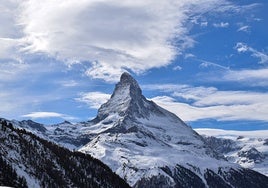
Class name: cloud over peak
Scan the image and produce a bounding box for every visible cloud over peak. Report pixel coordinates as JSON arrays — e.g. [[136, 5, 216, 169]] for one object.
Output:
[[0, 0, 240, 82]]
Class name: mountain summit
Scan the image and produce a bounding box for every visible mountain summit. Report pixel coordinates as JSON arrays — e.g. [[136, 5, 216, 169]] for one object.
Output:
[[8, 73, 268, 187], [116, 72, 142, 96], [96, 72, 179, 123], [96, 72, 144, 121], [111, 72, 142, 103], [79, 73, 268, 187]]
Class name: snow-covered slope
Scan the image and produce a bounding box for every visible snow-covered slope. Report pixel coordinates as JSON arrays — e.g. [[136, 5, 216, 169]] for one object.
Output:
[[196, 128, 268, 176], [10, 119, 92, 150], [9, 72, 268, 187], [0, 119, 130, 188], [77, 73, 268, 187]]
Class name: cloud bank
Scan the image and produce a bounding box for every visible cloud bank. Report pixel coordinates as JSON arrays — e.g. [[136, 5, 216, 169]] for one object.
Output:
[[22, 112, 75, 120], [76, 92, 110, 109], [1, 0, 240, 81], [143, 84, 268, 122], [75, 84, 268, 122]]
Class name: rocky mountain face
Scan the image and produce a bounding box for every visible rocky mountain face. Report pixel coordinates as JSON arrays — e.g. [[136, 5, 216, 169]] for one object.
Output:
[[0, 119, 130, 188], [197, 129, 268, 177], [76, 73, 268, 187], [5, 72, 268, 187]]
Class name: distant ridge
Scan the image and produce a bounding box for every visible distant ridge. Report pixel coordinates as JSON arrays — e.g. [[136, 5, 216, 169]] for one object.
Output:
[[5, 73, 268, 188]]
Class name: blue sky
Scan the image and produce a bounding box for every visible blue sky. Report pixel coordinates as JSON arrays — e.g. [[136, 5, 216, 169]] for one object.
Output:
[[0, 0, 267, 130]]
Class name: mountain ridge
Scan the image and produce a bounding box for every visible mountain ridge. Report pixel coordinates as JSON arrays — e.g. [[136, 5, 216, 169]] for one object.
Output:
[[0, 119, 130, 188], [4, 73, 268, 187], [77, 73, 268, 187]]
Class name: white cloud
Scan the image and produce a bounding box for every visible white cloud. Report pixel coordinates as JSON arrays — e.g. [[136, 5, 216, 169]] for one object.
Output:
[[199, 60, 229, 70], [234, 42, 268, 64], [193, 58, 268, 86], [143, 84, 190, 93], [143, 84, 219, 102], [223, 68, 268, 86], [152, 95, 268, 122], [0, 60, 29, 81], [0, 90, 60, 119], [237, 25, 250, 33], [235, 42, 248, 53], [173, 65, 182, 71], [213, 22, 229, 28], [192, 91, 268, 107], [58, 80, 79, 87], [0, 38, 20, 59], [14, 0, 239, 81], [0, 0, 259, 81], [145, 84, 268, 122], [195, 128, 268, 139], [76, 92, 110, 109], [0, 60, 74, 120], [0, 1, 23, 59], [200, 22, 208, 27], [22, 112, 75, 120], [0, 0, 21, 37], [17, 0, 186, 81], [184, 53, 195, 59]]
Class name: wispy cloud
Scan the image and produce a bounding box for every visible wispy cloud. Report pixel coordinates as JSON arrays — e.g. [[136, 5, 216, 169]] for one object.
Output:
[[223, 68, 268, 86], [144, 84, 268, 122], [237, 25, 250, 33], [0, 88, 64, 120], [0, 0, 23, 60], [172, 66, 182, 71], [22, 112, 76, 120], [184, 53, 195, 59], [213, 22, 229, 28], [58, 80, 79, 87], [76, 92, 110, 109], [200, 22, 208, 27], [0, 60, 29, 81], [18, 0, 191, 81], [0, 38, 20, 59], [0, 58, 77, 120], [234, 42, 268, 64], [199, 60, 229, 70], [0, 0, 249, 82]]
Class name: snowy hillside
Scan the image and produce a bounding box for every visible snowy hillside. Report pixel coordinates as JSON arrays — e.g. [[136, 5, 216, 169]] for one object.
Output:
[[7, 72, 268, 187], [77, 73, 268, 187], [196, 128, 268, 176], [0, 119, 130, 188]]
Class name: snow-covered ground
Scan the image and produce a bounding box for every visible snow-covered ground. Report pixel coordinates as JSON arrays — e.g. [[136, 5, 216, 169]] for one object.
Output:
[[6, 73, 268, 187], [195, 128, 268, 176]]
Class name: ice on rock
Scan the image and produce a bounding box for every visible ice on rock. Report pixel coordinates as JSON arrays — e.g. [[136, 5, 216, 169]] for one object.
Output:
[[79, 73, 254, 187]]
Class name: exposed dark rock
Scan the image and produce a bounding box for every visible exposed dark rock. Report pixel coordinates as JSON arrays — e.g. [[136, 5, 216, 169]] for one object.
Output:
[[238, 147, 265, 163], [204, 136, 241, 154]]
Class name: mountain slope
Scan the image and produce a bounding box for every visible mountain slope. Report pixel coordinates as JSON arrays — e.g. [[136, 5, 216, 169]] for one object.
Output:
[[0, 119, 130, 188], [196, 128, 268, 177], [77, 73, 268, 187], [8, 72, 268, 187]]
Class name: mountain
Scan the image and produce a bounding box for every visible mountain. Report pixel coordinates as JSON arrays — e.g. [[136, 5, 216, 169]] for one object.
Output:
[[0, 119, 130, 188], [196, 128, 268, 177], [77, 72, 268, 187], [10, 119, 92, 150], [8, 72, 268, 187]]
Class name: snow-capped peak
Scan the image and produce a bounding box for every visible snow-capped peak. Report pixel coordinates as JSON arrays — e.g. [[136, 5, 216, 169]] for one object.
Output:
[[7, 73, 268, 187], [79, 73, 243, 186], [113, 72, 142, 98], [95, 72, 149, 122]]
